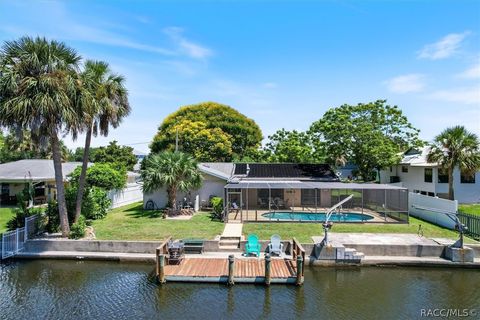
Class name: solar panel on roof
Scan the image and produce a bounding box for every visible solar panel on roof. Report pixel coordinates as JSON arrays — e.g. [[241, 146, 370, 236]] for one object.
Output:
[[234, 163, 338, 180]]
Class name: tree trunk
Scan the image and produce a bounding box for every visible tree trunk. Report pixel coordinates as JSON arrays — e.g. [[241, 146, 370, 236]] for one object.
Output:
[[448, 167, 454, 200], [74, 124, 92, 223], [167, 185, 177, 209], [51, 133, 70, 236]]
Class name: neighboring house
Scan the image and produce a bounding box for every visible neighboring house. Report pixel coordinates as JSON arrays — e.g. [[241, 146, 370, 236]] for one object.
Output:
[[0, 159, 83, 206], [133, 149, 148, 172], [380, 147, 480, 204]]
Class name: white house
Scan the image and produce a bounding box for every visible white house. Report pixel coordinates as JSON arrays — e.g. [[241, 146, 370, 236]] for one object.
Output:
[[380, 147, 480, 204], [0, 159, 83, 205], [143, 162, 234, 210]]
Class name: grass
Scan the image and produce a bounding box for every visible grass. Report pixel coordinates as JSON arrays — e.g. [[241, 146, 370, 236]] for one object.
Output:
[[92, 202, 224, 241], [243, 216, 477, 243], [92, 202, 477, 244], [459, 204, 480, 216], [0, 207, 16, 234]]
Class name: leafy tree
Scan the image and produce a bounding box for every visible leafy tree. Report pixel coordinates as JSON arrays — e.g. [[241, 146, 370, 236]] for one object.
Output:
[[427, 126, 480, 200], [69, 163, 126, 191], [151, 102, 262, 161], [310, 100, 422, 181], [141, 151, 202, 209], [1, 129, 72, 162], [263, 129, 324, 163], [0, 36, 82, 236], [91, 141, 137, 171], [74, 61, 130, 223]]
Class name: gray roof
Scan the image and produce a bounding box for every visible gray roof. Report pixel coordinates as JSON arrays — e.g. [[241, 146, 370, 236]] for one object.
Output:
[[198, 162, 234, 180], [0, 159, 84, 182], [225, 180, 407, 190]]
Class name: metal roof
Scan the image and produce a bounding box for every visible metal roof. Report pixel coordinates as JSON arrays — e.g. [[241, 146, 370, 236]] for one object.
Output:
[[225, 180, 407, 190], [0, 159, 84, 182]]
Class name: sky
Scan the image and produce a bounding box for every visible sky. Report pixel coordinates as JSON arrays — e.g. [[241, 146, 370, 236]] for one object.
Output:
[[0, 0, 479, 153]]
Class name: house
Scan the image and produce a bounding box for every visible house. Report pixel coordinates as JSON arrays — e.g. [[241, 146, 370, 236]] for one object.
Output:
[[144, 162, 408, 223], [0, 159, 83, 205], [380, 147, 480, 204]]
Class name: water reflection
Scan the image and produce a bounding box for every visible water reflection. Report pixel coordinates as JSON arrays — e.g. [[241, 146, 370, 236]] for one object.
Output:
[[1, 260, 479, 320]]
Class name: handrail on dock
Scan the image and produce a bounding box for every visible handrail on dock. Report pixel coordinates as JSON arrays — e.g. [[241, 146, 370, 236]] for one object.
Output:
[[292, 237, 306, 278]]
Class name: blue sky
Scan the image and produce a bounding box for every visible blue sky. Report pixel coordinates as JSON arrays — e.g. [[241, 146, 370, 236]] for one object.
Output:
[[1, 0, 479, 152]]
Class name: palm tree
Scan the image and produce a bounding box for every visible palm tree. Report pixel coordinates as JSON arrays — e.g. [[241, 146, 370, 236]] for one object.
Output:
[[73, 60, 130, 223], [427, 126, 480, 200], [141, 151, 202, 209], [0, 36, 82, 236]]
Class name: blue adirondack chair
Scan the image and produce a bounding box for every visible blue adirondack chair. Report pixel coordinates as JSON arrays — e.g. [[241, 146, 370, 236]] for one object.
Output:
[[245, 234, 261, 256]]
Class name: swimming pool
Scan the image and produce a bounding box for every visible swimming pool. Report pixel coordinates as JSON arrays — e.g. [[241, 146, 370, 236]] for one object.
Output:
[[261, 211, 374, 222]]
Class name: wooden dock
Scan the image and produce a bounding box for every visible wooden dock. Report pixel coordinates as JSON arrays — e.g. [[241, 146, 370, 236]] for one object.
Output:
[[163, 257, 297, 284], [155, 237, 306, 285]]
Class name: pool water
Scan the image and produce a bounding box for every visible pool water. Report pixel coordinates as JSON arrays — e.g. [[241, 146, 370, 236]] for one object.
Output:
[[262, 211, 374, 222]]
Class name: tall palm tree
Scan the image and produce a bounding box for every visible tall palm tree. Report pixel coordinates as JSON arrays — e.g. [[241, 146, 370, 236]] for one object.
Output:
[[0, 36, 82, 236], [73, 60, 130, 222], [427, 126, 480, 200], [141, 151, 202, 209]]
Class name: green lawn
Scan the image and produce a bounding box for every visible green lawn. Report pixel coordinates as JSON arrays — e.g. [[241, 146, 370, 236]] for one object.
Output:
[[243, 216, 476, 243], [92, 202, 224, 241], [0, 207, 16, 234], [459, 204, 480, 216], [92, 202, 477, 244]]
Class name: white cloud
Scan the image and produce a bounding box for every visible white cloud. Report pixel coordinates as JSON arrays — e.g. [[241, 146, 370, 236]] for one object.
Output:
[[456, 63, 480, 79], [417, 31, 471, 60], [163, 27, 213, 59], [428, 86, 480, 104], [385, 74, 426, 93]]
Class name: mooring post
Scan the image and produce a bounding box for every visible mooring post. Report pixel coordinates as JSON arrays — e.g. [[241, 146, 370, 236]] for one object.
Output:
[[296, 255, 304, 286], [158, 254, 166, 284], [265, 253, 271, 286], [228, 254, 235, 285]]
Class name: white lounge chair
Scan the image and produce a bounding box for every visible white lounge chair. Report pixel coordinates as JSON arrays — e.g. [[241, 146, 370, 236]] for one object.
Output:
[[268, 234, 284, 256]]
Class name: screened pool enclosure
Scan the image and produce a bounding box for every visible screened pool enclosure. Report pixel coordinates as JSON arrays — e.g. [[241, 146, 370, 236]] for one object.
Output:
[[224, 181, 409, 223]]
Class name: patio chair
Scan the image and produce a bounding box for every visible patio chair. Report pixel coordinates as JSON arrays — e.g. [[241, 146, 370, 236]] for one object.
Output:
[[245, 234, 261, 257], [268, 234, 284, 256]]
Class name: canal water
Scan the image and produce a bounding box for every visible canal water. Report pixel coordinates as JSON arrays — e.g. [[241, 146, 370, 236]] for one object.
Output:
[[1, 260, 479, 320]]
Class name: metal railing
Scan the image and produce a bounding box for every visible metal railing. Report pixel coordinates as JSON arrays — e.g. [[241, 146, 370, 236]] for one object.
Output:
[[458, 212, 480, 240], [1, 214, 38, 260]]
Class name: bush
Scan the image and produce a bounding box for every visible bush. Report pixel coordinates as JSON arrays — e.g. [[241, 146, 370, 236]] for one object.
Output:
[[82, 187, 111, 220], [69, 215, 86, 239], [211, 197, 223, 220], [45, 201, 60, 233], [69, 163, 126, 191], [6, 193, 43, 231], [65, 185, 112, 221]]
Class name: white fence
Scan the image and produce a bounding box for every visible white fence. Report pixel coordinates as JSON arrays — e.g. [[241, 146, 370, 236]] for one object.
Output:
[[1, 214, 38, 260], [408, 192, 458, 229], [108, 183, 143, 209]]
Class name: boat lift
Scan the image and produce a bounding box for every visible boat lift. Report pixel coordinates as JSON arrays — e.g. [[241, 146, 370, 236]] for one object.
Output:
[[321, 194, 354, 246]]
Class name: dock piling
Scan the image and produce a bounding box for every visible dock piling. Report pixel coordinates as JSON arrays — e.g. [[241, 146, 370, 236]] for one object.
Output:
[[158, 254, 166, 284], [228, 254, 235, 285], [265, 254, 271, 285], [296, 255, 304, 286]]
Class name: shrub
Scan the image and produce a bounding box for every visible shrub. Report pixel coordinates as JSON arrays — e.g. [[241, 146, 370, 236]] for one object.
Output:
[[69, 163, 126, 191], [69, 215, 86, 239], [82, 187, 111, 220], [65, 185, 111, 221], [6, 193, 43, 231], [211, 197, 223, 220], [45, 201, 60, 233]]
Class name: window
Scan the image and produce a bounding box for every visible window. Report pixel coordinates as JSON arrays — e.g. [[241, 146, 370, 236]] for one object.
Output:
[[438, 168, 448, 183], [402, 166, 408, 173], [424, 168, 433, 183], [460, 170, 476, 184], [390, 166, 393, 172]]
